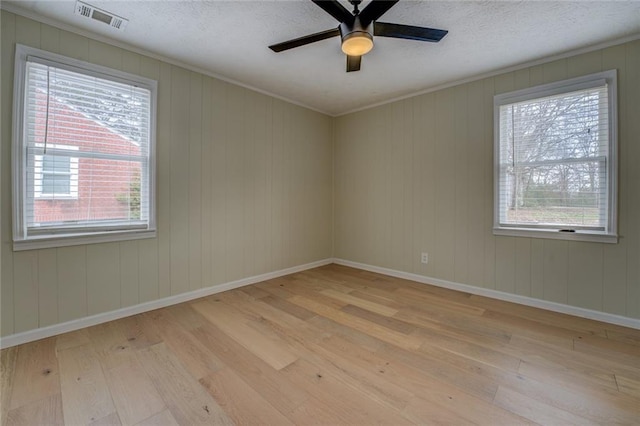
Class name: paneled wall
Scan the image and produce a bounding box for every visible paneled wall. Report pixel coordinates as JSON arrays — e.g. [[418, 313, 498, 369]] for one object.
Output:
[[0, 11, 333, 337], [334, 40, 640, 320]]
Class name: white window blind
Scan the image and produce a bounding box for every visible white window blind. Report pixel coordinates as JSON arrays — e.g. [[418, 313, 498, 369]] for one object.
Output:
[[13, 45, 157, 250], [493, 70, 617, 243]]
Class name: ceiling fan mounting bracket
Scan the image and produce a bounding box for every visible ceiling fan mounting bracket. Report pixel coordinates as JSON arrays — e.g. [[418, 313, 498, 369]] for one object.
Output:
[[348, 0, 362, 15]]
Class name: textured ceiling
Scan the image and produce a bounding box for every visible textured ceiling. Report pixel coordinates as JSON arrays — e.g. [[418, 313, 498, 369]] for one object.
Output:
[[5, 1, 640, 115]]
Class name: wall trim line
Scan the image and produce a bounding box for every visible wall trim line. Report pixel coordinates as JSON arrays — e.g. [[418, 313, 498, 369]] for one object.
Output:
[[0, 258, 333, 349], [333, 258, 640, 330]]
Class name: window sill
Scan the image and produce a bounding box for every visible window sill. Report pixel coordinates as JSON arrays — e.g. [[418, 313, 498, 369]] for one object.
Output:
[[493, 227, 618, 244], [13, 228, 156, 251]]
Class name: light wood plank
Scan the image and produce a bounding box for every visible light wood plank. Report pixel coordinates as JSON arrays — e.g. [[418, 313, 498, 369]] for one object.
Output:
[[136, 343, 233, 425], [199, 368, 294, 426], [55, 328, 91, 353], [1, 346, 17, 425], [192, 322, 309, 414], [112, 314, 162, 351], [57, 344, 115, 425], [6, 393, 64, 426], [141, 309, 223, 380], [192, 299, 298, 370], [88, 412, 121, 426], [341, 304, 416, 334], [493, 385, 596, 425], [290, 294, 423, 350], [281, 358, 414, 425], [87, 322, 136, 370], [9, 338, 59, 410], [402, 395, 474, 425], [616, 374, 640, 399], [308, 335, 415, 411], [103, 358, 165, 426], [320, 288, 398, 317], [135, 409, 178, 426]]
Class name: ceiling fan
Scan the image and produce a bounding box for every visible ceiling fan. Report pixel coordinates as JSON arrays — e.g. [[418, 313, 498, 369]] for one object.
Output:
[[268, 0, 448, 72]]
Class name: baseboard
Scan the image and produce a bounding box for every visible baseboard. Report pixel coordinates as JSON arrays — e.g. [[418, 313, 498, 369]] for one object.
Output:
[[333, 258, 640, 330], [0, 258, 333, 349], [4, 256, 637, 349]]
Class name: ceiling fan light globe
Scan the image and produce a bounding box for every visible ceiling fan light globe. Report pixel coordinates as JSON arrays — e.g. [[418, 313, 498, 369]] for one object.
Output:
[[341, 32, 374, 56]]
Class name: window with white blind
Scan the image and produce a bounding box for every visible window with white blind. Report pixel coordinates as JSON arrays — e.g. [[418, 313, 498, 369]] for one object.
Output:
[[493, 70, 617, 243], [12, 44, 157, 250]]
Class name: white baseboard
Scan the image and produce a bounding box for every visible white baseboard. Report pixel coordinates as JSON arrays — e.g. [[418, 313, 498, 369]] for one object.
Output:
[[3, 256, 637, 349], [333, 258, 640, 330], [0, 258, 333, 349]]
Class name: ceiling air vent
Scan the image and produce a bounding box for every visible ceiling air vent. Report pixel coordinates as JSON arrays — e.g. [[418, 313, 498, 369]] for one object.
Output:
[[74, 1, 128, 31]]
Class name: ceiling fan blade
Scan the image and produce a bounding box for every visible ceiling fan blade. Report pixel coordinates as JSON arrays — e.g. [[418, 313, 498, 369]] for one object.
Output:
[[346, 55, 361, 72], [374, 21, 448, 42], [358, 0, 399, 26], [269, 28, 340, 52], [311, 0, 354, 24]]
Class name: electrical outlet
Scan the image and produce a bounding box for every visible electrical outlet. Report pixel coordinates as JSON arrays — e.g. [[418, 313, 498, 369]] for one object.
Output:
[[421, 252, 428, 264]]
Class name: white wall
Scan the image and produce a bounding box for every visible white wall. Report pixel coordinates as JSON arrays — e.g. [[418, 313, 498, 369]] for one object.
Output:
[[334, 40, 640, 320], [0, 11, 334, 337]]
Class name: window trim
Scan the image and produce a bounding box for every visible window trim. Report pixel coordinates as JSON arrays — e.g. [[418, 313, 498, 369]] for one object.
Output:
[[493, 70, 618, 244], [12, 44, 158, 251]]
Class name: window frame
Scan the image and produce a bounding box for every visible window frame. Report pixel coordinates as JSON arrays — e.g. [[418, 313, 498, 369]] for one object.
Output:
[[493, 70, 618, 243], [12, 44, 158, 251]]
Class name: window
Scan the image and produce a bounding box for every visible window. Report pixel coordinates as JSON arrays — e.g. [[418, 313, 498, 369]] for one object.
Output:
[[12, 45, 157, 250], [493, 70, 617, 243], [34, 144, 79, 199]]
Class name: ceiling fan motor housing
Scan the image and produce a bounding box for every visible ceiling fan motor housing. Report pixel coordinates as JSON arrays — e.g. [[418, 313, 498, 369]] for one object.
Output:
[[340, 16, 374, 56]]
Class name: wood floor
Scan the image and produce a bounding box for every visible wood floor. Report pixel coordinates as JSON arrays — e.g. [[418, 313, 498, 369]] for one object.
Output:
[[1, 264, 639, 425]]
